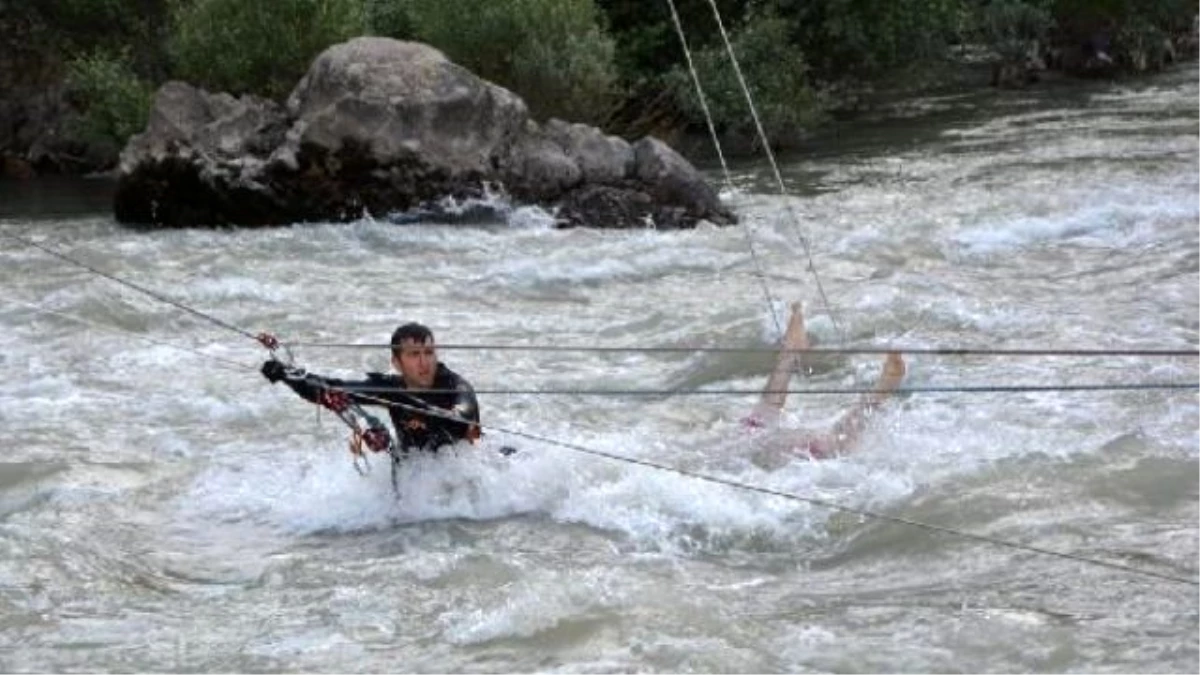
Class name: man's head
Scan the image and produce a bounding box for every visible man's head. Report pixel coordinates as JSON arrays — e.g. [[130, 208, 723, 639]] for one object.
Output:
[[390, 322, 437, 388]]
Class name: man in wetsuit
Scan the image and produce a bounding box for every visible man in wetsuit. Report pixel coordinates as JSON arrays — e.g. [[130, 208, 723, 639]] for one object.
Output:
[[261, 322, 480, 454]]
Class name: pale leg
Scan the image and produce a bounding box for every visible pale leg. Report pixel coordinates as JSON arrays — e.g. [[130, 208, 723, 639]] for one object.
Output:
[[744, 302, 808, 428], [814, 351, 906, 456]]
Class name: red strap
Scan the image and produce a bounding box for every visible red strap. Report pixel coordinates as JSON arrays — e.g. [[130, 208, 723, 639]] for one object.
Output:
[[319, 389, 350, 413], [361, 428, 390, 452], [256, 332, 280, 350]]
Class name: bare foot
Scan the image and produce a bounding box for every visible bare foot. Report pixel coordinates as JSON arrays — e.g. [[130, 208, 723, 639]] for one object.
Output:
[[781, 301, 810, 356], [869, 351, 906, 405], [880, 351, 905, 390]]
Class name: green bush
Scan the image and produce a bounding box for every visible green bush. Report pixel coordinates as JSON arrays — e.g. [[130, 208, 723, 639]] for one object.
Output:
[[666, 11, 823, 147], [4, 0, 174, 82], [595, 0, 754, 84], [1047, 0, 1196, 43], [363, 0, 416, 39], [1048, 0, 1194, 69], [975, 0, 1054, 62], [170, 0, 364, 99], [773, 0, 965, 82], [65, 48, 155, 147], [373, 0, 620, 125], [1114, 16, 1171, 70]]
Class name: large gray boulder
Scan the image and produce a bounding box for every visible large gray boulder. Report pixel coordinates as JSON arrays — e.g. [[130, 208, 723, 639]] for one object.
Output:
[[1, 84, 119, 176], [495, 119, 583, 201], [114, 36, 734, 229], [555, 138, 732, 230], [113, 81, 289, 225], [279, 37, 528, 174], [544, 118, 634, 185]]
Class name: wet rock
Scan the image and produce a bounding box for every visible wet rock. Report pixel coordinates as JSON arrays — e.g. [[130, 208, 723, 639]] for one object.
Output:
[[114, 36, 734, 229], [544, 118, 634, 184], [496, 120, 583, 202], [0, 84, 119, 176], [632, 137, 732, 225], [113, 81, 289, 225], [557, 184, 654, 229], [1, 154, 33, 180]]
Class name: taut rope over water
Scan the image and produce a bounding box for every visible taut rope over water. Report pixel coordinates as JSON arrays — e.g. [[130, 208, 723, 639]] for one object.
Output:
[[663, 0, 782, 335], [291, 340, 1200, 358], [695, 0, 847, 345], [6, 230, 1197, 588], [2, 228, 294, 364], [318, 385, 1200, 589]]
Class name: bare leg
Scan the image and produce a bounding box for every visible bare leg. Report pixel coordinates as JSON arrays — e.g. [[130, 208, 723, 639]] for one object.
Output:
[[744, 302, 808, 428], [811, 351, 906, 456]]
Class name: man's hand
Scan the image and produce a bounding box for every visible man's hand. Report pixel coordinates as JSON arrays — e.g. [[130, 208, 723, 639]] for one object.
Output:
[[361, 426, 391, 452], [318, 389, 350, 413], [261, 359, 289, 384]]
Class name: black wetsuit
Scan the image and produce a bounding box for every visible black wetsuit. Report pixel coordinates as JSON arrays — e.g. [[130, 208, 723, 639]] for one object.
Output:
[[277, 362, 480, 453]]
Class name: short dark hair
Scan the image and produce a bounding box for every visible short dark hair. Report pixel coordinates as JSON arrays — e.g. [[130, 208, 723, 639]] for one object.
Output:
[[391, 322, 434, 356]]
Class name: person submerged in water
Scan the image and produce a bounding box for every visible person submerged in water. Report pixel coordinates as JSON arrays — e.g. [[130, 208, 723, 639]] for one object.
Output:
[[742, 302, 906, 463], [261, 322, 480, 454]]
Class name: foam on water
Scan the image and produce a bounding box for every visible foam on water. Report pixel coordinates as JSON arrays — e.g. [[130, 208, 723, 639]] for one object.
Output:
[[171, 402, 840, 551], [165, 369, 1090, 562], [1, 64, 1196, 673], [440, 566, 628, 645], [505, 204, 558, 230], [481, 228, 747, 289], [949, 187, 1199, 259]]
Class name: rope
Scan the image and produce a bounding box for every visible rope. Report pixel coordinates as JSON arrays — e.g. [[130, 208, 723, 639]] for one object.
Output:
[[663, 0, 782, 335], [0, 294, 257, 373], [292, 383, 1200, 396], [698, 0, 847, 348], [328, 385, 1199, 588], [2, 229, 263, 342], [9, 225, 1195, 586], [288, 341, 1199, 358]]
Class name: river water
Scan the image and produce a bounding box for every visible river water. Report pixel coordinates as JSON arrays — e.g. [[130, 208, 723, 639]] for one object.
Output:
[[1, 65, 1197, 673]]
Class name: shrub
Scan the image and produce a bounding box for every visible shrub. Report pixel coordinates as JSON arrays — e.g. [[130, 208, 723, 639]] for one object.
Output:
[[975, 0, 1054, 62], [1049, 0, 1195, 70], [372, 0, 620, 125], [65, 48, 154, 147], [170, 0, 364, 99], [363, 0, 416, 39], [776, 0, 965, 82], [666, 11, 823, 148]]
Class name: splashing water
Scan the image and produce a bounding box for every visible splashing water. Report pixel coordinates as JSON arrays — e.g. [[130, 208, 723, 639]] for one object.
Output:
[[0, 67, 1196, 673]]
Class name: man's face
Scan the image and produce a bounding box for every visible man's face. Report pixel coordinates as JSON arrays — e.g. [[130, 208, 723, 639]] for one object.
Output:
[[392, 338, 437, 388]]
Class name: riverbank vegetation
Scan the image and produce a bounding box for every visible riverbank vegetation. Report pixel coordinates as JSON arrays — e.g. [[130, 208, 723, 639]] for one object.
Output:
[[1, 0, 1195, 175]]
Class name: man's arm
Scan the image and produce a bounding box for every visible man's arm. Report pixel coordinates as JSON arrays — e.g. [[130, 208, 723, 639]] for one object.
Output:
[[261, 361, 424, 411], [435, 372, 480, 442]]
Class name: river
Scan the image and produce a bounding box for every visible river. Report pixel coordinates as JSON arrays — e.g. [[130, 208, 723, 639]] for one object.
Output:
[[1, 64, 1197, 673]]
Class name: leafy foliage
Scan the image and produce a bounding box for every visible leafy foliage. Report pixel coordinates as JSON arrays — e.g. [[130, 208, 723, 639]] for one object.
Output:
[[362, 0, 416, 39], [666, 10, 823, 145], [595, 0, 752, 84], [370, 0, 620, 124], [771, 0, 966, 83], [7, 0, 1198, 160], [64, 48, 155, 147], [1049, 0, 1195, 69], [975, 0, 1055, 61], [170, 0, 365, 99]]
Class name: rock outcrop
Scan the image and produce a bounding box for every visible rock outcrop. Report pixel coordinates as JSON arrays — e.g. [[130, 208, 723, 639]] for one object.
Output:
[[114, 37, 734, 229]]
